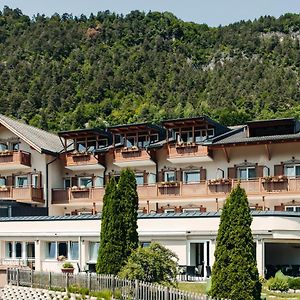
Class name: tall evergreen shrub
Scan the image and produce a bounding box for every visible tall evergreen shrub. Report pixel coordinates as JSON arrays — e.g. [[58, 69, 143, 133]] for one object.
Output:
[[210, 184, 261, 300]]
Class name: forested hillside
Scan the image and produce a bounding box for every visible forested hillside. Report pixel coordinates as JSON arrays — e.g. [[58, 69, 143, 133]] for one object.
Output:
[[1, 6, 300, 131]]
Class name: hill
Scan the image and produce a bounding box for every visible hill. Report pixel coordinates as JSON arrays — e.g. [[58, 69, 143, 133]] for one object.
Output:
[[0, 6, 300, 131]]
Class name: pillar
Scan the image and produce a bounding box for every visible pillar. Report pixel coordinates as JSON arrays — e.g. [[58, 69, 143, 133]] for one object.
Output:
[[34, 240, 42, 271], [256, 239, 265, 277], [210, 239, 216, 268]]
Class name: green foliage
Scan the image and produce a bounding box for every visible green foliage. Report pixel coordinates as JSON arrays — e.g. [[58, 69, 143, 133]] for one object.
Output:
[[118, 169, 139, 257], [288, 277, 300, 290], [210, 184, 261, 300], [62, 262, 74, 268], [97, 170, 139, 275], [267, 277, 289, 292], [275, 270, 288, 280], [119, 242, 178, 287], [1, 7, 300, 130]]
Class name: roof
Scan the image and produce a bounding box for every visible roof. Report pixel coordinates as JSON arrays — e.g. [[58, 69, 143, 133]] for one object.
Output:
[[58, 128, 109, 139], [0, 211, 298, 222], [212, 127, 300, 146], [109, 122, 163, 134], [246, 118, 296, 126], [0, 115, 63, 155]]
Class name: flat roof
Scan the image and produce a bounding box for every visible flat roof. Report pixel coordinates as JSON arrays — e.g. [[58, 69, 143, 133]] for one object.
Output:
[[0, 211, 298, 222]]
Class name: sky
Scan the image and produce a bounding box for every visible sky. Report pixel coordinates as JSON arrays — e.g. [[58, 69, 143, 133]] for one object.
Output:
[[0, 0, 300, 26]]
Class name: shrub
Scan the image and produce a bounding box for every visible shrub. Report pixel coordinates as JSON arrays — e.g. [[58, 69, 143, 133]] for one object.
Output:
[[267, 277, 289, 292], [62, 262, 74, 269], [288, 277, 300, 290], [90, 289, 112, 300]]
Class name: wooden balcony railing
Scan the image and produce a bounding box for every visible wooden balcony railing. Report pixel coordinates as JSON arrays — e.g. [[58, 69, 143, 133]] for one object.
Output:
[[64, 152, 99, 167], [167, 144, 211, 159], [52, 187, 105, 204], [0, 150, 31, 167], [52, 177, 300, 205], [0, 186, 43, 203], [114, 148, 152, 163]]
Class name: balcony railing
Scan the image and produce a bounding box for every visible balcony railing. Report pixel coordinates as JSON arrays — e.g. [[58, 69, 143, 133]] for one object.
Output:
[[64, 152, 99, 167], [0, 186, 43, 203], [52, 177, 300, 205], [52, 187, 105, 204], [0, 150, 31, 168], [114, 148, 152, 162]]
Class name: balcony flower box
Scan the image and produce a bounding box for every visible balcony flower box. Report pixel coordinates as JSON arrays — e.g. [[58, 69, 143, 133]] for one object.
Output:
[[121, 146, 140, 153], [61, 262, 74, 274], [158, 181, 179, 187], [262, 175, 288, 183], [72, 151, 90, 157], [208, 178, 231, 186], [71, 186, 89, 192], [0, 185, 8, 191], [176, 142, 196, 149], [0, 150, 13, 156]]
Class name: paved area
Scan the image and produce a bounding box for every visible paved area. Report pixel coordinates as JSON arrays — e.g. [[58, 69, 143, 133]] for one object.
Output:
[[0, 285, 99, 299]]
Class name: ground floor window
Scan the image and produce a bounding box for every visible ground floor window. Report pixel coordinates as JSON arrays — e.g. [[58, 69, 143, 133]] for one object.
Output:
[[5, 242, 13, 258], [89, 242, 100, 262], [285, 206, 300, 212], [5, 241, 35, 260], [45, 241, 79, 261]]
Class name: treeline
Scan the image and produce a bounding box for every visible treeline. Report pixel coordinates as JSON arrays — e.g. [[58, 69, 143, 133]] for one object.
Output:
[[0, 6, 300, 131]]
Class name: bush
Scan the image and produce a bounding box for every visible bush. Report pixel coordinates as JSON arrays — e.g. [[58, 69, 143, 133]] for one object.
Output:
[[62, 262, 74, 269], [267, 277, 289, 292], [288, 277, 300, 290], [90, 289, 112, 300], [68, 285, 89, 295]]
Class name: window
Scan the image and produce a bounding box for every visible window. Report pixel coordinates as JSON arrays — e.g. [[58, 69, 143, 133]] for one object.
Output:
[[285, 206, 300, 212], [89, 242, 100, 262], [12, 143, 19, 151], [5, 242, 13, 258], [148, 173, 156, 185], [78, 177, 92, 188], [15, 242, 22, 258], [46, 242, 56, 259], [164, 171, 176, 182], [15, 176, 28, 188], [0, 143, 8, 151], [26, 242, 35, 259], [126, 136, 136, 148], [98, 139, 108, 148], [64, 178, 71, 189], [137, 135, 148, 148], [150, 134, 159, 143], [285, 165, 300, 177], [140, 242, 151, 248], [135, 174, 144, 186], [0, 177, 6, 186], [184, 170, 200, 183], [69, 242, 79, 260], [32, 174, 38, 188], [76, 140, 86, 152], [58, 242, 68, 257], [237, 167, 256, 180], [94, 176, 103, 187]]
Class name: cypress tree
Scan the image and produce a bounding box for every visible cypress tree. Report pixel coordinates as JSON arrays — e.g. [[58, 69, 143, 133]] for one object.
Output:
[[210, 184, 261, 300], [118, 168, 139, 258], [96, 177, 125, 274]]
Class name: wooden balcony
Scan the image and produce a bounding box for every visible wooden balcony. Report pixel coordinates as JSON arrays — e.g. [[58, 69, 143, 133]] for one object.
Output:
[[113, 148, 155, 167], [0, 186, 43, 204], [52, 187, 105, 205], [63, 152, 104, 171], [0, 150, 31, 170], [167, 144, 213, 163]]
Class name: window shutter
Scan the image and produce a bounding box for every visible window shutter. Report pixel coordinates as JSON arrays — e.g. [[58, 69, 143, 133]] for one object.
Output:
[[158, 170, 164, 182], [274, 164, 284, 176], [143, 170, 148, 185], [38, 172, 42, 188], [176, 169, 182, 182], [228, 167, 236, 179], [274, 204, 284, 211], [256, 165, 264, 178], [200, 168, 207, 181], [7, 175, 13, 186], [71, 177, 78, 187]]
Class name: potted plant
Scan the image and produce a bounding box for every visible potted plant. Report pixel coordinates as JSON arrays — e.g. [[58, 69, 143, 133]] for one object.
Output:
[[61, 262, 74, 274]]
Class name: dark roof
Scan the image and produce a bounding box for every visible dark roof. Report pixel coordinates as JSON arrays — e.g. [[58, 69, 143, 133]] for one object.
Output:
[[0, 114, 63, 155], [58, 128, 109, 139], [212, 127, 300, 146], [109, 122, 163, 134], [0, 211, 298, 222], [246, 118, 296, 126]]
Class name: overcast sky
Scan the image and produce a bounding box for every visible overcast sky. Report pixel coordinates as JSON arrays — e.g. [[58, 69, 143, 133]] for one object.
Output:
[[1, 0, 300, 26]]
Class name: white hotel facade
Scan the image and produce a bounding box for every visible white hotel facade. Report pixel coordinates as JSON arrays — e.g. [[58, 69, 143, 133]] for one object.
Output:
[[0, 114, 298, 278]]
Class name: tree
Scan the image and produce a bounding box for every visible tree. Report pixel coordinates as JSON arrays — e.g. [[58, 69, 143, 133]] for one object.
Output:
[[119, 242, 178, 287], [210, 184, 261, 300], [97, 169, 139, 274], [96, 177, 125, 274], [118, 168, 139, 258]]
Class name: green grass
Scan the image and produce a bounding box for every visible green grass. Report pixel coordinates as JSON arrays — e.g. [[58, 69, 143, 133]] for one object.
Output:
[[177, 282, 207, 294]]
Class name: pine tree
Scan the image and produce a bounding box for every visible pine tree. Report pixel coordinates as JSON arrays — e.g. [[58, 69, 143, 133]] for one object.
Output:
[[96, 177, 125, 274], [118, 168, 139, 258], [210, 184, 261, 300]]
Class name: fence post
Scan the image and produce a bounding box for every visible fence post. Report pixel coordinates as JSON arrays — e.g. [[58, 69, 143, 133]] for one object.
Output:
[[165, 286, 169, 300], [16, 268, 19, 286], [87, 272, 91, 290], [112, 275, 116, 296], [49, 272, 52, 290], [65, 274, 69, 290], [31, 270, 33, 287], [134, 279, 139, 300]]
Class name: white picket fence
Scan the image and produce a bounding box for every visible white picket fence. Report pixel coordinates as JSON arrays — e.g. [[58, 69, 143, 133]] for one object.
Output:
[[7, 268, 228, 300]]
